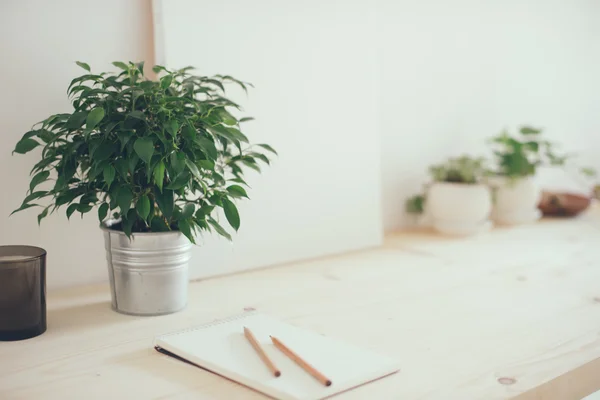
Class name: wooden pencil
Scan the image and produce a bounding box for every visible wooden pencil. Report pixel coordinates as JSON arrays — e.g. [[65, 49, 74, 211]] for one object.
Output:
[[270, 335, 332, 386], [243, 327, 281, 377]]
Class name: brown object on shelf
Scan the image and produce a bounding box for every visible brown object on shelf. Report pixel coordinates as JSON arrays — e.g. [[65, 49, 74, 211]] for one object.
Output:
[[538, 191, 591, 217], [270, 335, 332, 386], [243, 327, 281, 377]]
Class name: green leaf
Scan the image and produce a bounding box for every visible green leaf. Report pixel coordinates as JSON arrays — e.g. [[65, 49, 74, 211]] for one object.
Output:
[[80, 192, 98, 205], [524, 141, 539, 152], [135, 61, 145, 74], [29, 171, 50, 193], [103, 165, 116, 188], [129, 154, 139, 173], [67, 74, 102, 93], [22, 191, 48, 204], [76, 61, 91, 72], [241, 159, 261, 173], [222, 198, 240, 231], [239, 117, 255, 123], [117, 131, 132, 152], [122, 209, 137, 237], [520, 126, 541, 135], [210, 125, 248, 143], [133, 137, 154, 164], [20, 130, 39, 141], [181, 124, 196, 140], [230, 177, 249, 186], [207, 217, 232, 241], [31, 156, 55, 174], [55, 187, 84, 207], [115, 159, 129, 178], [86, 108, 105, 130], [93, 142, 115, 161], [77, 203, 93, 217], [226, 185, 249, 199], [198, 159, 215, 170], [112, 61, 129, 70], [10, 203, 40, 216], [13, 138, 40, 154], [101, 122, 118, 134], [185, 159, 201, 180], [164, 120, 179, 137], [182, 203, 195, 219], [196, 203, 215, 219], [218, 109, 237, 126], [66, 111, 87, 129], [166, 171, 190, 190], [155, 189, 174, 219], [153, 161, 166, 192], [98, 203, 109, 222], [581, 167, 596, 177], [257, 144, 278, 155], [178, 219, 194, 244], [128, 110, 145, 120], [151, 217, 170, 232], [161, 75, 173, 89], [170, 152, 186, 174], [194, 137, 218, 160], [208, 193, 223, 207], [253, 153, 271, 165], [66, 203, 79, 219], [405, 195, 425, 214], [116, 186, 133, 213], [37, 207, 49, 226], [38, 130, 54, 143], [136, 194, 151, 220]]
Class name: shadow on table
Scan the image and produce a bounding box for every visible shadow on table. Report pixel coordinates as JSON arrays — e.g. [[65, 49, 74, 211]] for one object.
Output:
[[47, 300, 137, 332], [112, 347, 269, 399]]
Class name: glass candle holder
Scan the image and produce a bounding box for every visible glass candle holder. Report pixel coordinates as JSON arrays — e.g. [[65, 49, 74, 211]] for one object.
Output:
[[0, 245, 46, 341]]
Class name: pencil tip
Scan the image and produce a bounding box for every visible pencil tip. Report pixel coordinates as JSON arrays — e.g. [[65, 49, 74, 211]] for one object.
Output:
[[275, 371, 281, 377], [326, 380, 332, 386]]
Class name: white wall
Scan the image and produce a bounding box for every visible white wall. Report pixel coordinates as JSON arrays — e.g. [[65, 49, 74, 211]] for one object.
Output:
[[2, 0, 599, 290], [155, 0, 384, 280], [380, 0, 600, 231], [0, 0, 154, 289]]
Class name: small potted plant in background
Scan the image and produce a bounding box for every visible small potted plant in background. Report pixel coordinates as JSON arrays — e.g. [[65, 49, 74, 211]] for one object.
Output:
[[488, 125, 593, 224], [406, 155, 493, 236], [11, 61, 276, 316]]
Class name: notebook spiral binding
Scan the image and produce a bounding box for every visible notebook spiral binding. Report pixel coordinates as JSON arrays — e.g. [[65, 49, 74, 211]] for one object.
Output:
[[155, 309, 259, 340]]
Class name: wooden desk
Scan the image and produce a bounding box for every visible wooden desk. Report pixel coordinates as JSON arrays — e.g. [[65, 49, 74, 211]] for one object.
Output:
[[2, 211, 600, 400]]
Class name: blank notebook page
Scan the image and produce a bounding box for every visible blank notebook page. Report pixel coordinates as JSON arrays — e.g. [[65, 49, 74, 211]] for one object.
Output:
[[154, 312, 400, 400]]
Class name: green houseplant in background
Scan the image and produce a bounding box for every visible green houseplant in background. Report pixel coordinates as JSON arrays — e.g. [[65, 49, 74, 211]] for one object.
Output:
[[12, 61, 276, 315], [488, 125, 594, 225], [405, 155, 493, 236]]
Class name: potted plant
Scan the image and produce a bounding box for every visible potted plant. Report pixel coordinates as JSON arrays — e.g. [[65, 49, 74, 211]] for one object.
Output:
[[406, 155, 493, 235], [11, 61, 276, 316], [488, 125, 593, 225]]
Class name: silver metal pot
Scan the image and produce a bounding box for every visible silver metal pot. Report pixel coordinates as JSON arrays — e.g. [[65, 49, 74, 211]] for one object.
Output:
[[101, 220, 192, 316]]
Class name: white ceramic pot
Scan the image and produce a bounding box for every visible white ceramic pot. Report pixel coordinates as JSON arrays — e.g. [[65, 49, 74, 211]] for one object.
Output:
[[426, 182, 493, 236], [489, 176, 542, 225]]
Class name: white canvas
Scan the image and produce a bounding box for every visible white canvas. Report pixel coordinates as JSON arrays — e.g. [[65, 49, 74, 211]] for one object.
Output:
[[153, 0, 383, 279]]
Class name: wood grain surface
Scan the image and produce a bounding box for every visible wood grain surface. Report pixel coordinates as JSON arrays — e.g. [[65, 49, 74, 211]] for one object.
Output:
[[1, 209, 600, 399]]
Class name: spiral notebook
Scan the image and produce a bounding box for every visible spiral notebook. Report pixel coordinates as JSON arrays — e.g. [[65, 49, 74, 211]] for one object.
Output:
[[153, 311, 400, 400]]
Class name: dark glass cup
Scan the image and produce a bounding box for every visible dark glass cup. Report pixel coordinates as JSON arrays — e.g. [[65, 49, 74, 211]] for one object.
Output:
[[0, 245, 46, 341]]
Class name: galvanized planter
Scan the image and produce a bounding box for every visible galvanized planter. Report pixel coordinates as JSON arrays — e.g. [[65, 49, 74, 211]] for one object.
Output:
[[101, 220, 192, 316]]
